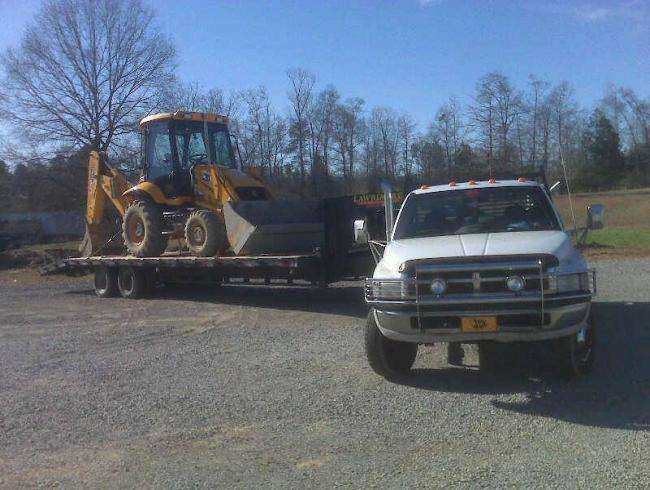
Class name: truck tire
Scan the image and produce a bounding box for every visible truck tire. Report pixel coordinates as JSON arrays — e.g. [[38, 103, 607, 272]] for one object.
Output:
[[365, 311, 418, 380], [117, 266, 147, 299], [184, 210, 227, 257], [94, 266, 118, 298], [123, 201, 167, 257], [554, 313, 596, 380]]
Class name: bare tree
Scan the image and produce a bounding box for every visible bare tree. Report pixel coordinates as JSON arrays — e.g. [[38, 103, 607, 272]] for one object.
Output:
[[0, 0, 175, 153], [471, 73, 522, 172], [333, 97, 365, 182], [159, 81, 241, 119], [397, 114, 417, 181], [286, 68, 315, 183], [526, 76, 550, 166], [308, 86, 339, 178], [433, 96, 464, 173], [241, 86, 286, 177]]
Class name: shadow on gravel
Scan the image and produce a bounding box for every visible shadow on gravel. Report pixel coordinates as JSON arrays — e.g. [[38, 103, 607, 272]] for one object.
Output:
[[402, 301, 650, 431], [69, 283, 369, 318]]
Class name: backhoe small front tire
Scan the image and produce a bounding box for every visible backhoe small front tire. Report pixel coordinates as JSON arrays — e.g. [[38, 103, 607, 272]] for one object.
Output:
[[94, 266, 118, 298], [184, 210, 226, 257], [122, 201, 167, 257]]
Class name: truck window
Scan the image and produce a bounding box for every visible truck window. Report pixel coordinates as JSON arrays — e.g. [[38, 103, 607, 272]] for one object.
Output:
[[393, 186, 561, 240]]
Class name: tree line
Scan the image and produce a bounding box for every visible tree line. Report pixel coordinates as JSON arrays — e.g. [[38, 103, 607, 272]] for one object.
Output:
[[0, 0, 648, 213]]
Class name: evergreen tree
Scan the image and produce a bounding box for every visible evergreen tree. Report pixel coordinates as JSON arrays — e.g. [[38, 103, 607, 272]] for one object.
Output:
[[583, 109, 624, 189]]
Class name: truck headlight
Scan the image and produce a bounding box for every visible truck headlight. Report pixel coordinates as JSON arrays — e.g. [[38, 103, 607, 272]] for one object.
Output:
[[549, 272, 590, 293], [365, 278, 414, 301], [506, 275, 525, 292]]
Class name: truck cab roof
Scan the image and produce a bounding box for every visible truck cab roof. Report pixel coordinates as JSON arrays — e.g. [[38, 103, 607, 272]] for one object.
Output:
[[412, 179, 540, 195]]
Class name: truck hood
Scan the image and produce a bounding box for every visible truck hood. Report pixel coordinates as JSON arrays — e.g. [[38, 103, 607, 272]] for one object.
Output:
[[375, 231, 584, 278]]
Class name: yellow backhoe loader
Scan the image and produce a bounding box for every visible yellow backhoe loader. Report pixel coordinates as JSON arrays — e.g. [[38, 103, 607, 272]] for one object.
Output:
[[81, 111, 323, 258]]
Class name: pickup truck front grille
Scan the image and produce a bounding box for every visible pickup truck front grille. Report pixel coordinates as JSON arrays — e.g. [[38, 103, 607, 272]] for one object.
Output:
[[413, 258, 550, 299]]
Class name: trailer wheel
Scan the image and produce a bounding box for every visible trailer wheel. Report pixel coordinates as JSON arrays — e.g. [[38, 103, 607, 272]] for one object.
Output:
[[117, 266, 147, 299], [554, 312, 596, 380], [184, 210, 227, 257], [365, 310, 417, 380], [123, 201, 167, 257], [94, 266, 118, 298]]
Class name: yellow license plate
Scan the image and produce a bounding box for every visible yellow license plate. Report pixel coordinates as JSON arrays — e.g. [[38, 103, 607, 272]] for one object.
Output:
[[461, 317, 498, 332]]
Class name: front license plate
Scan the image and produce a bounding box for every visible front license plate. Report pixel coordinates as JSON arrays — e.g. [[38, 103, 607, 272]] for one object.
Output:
[[461, 316, 498, 332]]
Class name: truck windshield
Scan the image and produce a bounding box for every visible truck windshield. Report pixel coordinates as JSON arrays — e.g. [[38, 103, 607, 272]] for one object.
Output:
[[172, 121, 236, 169], [393, 186, 561, 240]]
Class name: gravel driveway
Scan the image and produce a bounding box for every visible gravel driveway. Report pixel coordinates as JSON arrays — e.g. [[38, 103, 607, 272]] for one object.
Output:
[[0, 258, 649, 488]]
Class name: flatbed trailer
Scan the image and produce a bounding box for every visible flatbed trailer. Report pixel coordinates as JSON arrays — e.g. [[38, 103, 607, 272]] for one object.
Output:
[[53, 247, 375, 299], [45, 192, 400, 298]]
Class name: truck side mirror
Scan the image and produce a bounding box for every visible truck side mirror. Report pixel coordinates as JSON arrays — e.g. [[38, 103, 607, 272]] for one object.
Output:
[[353, 219, 368, 245], [587, 204, 604, 230]]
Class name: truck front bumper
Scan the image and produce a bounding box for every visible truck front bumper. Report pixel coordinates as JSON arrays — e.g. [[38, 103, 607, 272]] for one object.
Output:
[[370, 293, 591, 343]]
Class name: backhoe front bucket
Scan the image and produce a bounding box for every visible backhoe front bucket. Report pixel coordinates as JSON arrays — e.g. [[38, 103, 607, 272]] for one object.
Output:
[[223, 200, 325, 255]]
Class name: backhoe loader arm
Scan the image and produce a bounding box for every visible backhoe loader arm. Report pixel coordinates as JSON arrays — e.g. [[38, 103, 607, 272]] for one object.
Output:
[[80, 151, 132, 256]]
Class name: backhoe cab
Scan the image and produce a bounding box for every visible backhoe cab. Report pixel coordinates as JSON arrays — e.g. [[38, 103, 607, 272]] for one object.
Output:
[[81, 111, 323, 258]]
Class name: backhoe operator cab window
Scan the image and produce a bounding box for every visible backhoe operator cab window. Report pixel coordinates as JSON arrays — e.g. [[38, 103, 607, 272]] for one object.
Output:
[[144, 120, 237, 183], [173, 121, 236, 170], [145, 121, 174, 183]]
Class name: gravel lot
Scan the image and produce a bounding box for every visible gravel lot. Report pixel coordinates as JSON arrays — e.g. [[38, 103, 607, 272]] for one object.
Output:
[[1, 258, 649, 488]]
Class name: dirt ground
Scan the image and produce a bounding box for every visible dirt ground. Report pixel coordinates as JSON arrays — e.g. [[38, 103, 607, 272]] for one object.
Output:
[[1, 259, 649, 488]]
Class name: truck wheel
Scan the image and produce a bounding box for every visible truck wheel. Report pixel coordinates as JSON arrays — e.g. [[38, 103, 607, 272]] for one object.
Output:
[[184, 210, 227, 257], [94, 266, 118, 298], [123, 201, 167, 257], [117, 266, 147, 299], [365, 311, 418, 380], [554, 313, 596, 379]]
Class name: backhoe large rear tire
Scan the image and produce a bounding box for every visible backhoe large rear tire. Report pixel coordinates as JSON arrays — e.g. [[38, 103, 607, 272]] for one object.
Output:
[[122, 201, 167, 257], [184, 210, 227, 257]]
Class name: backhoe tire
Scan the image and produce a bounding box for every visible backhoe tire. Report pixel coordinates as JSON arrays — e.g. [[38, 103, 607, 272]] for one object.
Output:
[[122, 201, 167, 257], [365, 310, 418, 380], [117, 266, 147, 299], [184, 210, 227, 257], [94, 266, 118, 298]]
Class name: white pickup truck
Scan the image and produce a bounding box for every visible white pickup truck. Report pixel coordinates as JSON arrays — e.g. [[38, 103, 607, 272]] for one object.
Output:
[[364, 178, 602, 380]]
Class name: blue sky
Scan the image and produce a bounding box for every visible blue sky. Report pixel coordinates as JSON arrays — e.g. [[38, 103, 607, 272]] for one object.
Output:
[[1, 0, 649, 127]]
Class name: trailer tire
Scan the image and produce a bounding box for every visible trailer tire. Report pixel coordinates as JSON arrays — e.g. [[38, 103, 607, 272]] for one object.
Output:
[[117, 266, 147, 299], [94, 266, 118, 298], [123, 201, 167, 257], [365, 310, 417, 380], [554, 313, 596, 380], [184, 210, 226, 257]]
